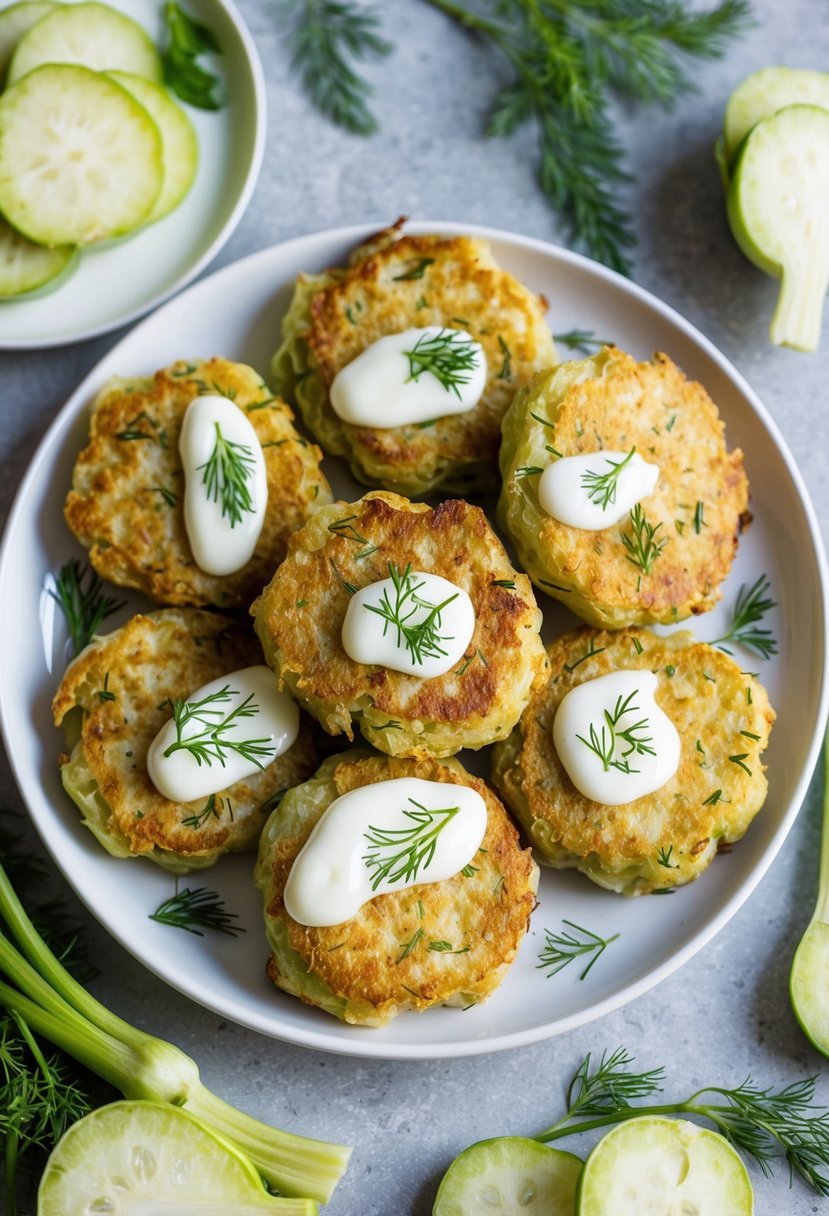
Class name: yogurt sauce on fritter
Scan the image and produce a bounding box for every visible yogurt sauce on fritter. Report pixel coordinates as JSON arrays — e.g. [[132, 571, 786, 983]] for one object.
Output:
[[329, 326, 487, 428], [147, 665, 299, 802], [341, 567, 475, 678], [538, 447, 659, 530], [553, 669, 680, 805], [179, 394, 268, 575], [283, 777, 487, 927]]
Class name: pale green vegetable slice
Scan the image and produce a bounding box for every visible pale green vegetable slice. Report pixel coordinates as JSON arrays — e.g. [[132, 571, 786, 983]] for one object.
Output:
[[790, 731, 829, 1054], [727, 104, 829, 352], [8, 0, 161, 83], [724, 66, 829, 163], [38, 1100, 318, 1215], [107, 71, 198, 223], [0, 216, 77, 298], [0, 64, 163, 246], [576, 1116, 754, 1215], [0, 0, 58, 83], [433, 1137, 582, 1215]]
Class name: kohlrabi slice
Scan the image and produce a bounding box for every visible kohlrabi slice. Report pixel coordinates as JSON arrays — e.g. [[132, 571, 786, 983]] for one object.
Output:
[[576, 1116, 754, 1215], [0, 0, 57, 83], [107, 71, 198, 223], [0, 216, 77, 298], [723, 66, 829, 163], [0, 64, 163, 246], [8, 0, 161, 83], [433, 1137, 582, 1215], [727, 104, 829, 352], [790, 732, 829, 1056], [37, 1100, 318, 1216]]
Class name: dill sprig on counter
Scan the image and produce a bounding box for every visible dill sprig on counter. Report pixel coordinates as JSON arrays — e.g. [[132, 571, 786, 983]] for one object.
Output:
[[280, 0, 391, 135], [280, 0, 750, 272], [50, 559, 125, 656]]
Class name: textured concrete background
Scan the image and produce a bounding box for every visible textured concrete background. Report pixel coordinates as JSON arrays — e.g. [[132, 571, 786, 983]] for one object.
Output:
[[2, 0, 829, 1212]]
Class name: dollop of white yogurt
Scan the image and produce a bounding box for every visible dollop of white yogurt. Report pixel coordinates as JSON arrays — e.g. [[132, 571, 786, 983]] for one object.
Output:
[[553, 669, 680, 805], [147, 665, 299, 803], [180, 394, 267, 576], [538, 448, 659, 530], [283, 777, 487, 927], [341, 568, 475, 678], [329, 326, 487, 428]]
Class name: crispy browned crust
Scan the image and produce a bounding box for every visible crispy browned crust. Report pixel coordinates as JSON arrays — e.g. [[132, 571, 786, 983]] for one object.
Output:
[[52, 609, 317, 862], [305, 231, 556, 491], [491, 627, 775, 893], [263, 752, 538, 1022], [498, 349, 750, 626], [251, 492, 548, 756], [64, 357, 332, 608]]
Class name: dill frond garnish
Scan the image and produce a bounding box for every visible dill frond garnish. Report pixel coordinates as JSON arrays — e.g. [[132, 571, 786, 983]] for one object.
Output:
[[163, 686, 275, 770], [581, 447, 636, 510], [363, 799, 460, 891], [711, 574, 778, 660], [576, 689, 654, 775], [198, 423, 257, 528], [621, 503, 666, 575], [149, 886, 244, 937], [364, 562, 459, 666], [51, 559, 125, 656], [402, 328, 479, 398], [537, 920, 619, 980], [279, 0, 391, 134], [553, 328, 612, 354]]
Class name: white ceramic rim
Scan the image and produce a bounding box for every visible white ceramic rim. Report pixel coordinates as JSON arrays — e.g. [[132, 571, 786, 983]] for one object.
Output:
[[2, 220, 828, 1058]]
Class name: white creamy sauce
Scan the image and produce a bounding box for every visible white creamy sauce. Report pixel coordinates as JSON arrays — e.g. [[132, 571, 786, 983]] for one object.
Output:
[[341, 568, 475, 678], [538, 448, 659, 530], [283, 776, 488, 927], [553, 669, 680, 806], [329, 326, 487, 428], [147, 665, 299, 803], [179, 394, 267, 576]]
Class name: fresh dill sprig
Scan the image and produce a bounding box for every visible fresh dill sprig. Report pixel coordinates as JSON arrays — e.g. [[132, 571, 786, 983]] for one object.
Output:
[[198, 423, 257, 528], [163, 686, 275, 769], [149, 886, 244, 937], [364, 562, 459, 666], [621, 503, 666, 575], [363, 799, 460, 891], [162, 1, 223, 110], [533, 1048, 829, 1196], [279, 0, 391, 135], [181, 793, 221, 831], [711, 574, 778, 660], [403, 328, 480, 399], [537, 920, 619, 981], [50, 559, 125, 656], [576, 689, 654, 775], [553, 328, 612, 354], [581, 447, 636, 510]]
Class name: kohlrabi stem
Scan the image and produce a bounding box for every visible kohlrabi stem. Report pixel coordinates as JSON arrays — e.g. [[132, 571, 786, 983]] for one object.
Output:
[[770, 258, 829, 352]]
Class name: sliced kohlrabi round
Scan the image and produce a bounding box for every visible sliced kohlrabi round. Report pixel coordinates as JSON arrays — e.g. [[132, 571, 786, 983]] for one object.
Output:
[[433, 1136, 582, 1215]]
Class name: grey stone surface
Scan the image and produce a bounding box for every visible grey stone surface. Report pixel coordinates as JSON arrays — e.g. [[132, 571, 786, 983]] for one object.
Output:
[[2, 0, 829, 1212]]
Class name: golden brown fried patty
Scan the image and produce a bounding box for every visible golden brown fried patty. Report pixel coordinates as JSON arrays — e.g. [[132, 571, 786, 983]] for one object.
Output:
[[52, 609, 317, 871], [271, 222, 557, 496], [254, 751, 539, 1026], [252, 492, 548, 757], [64, 357, 332, 609], [491, 627, 775, 894], [498, 347, 750, 627]]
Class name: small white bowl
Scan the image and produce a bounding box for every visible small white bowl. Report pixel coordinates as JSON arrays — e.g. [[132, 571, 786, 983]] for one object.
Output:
[[0, 0, 266, 349]]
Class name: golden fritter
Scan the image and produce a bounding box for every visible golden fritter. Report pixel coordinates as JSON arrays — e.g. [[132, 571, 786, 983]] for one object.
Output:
[[271, 222, 557, 496], [52, 609, 317, 872], [491, 627, 775, 894], [498, 347, 750, 627], [254, 751, 539, 1026], [64, 357, 332, 609], [251, 492, 548, 757]]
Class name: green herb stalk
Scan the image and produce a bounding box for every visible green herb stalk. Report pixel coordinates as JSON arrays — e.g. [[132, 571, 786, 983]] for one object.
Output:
[[0, 865, 351, 1203]]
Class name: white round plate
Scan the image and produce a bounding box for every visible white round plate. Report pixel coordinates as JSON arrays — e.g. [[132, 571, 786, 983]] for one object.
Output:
[[2, 222, 827, 1060], [0, 0, 265, 349]]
